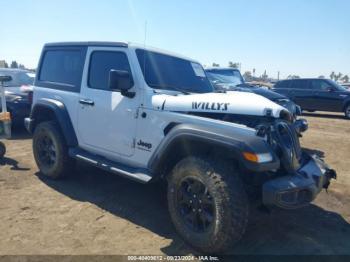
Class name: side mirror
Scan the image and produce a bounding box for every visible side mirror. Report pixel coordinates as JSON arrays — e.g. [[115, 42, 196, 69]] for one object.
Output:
[[326, 86, 336, 92], [0, 75, 12, 84], [108, 70, 135, 98]]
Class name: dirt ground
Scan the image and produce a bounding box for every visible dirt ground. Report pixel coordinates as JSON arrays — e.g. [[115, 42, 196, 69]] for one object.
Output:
[[0, 112, 349, 255]]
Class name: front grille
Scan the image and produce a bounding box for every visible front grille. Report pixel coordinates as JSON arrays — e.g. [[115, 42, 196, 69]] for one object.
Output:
[[273, 121, 302, 171]]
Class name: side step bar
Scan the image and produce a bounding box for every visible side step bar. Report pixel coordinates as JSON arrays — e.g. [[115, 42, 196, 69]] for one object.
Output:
[[69, 148, 153, 183]]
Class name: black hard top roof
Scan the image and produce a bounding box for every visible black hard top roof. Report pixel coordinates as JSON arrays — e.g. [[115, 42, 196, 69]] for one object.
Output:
[[278, 78, 330, 81], [44, 41, 128, 48]]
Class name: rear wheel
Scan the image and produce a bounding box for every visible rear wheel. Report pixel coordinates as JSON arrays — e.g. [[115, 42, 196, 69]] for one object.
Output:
[[33, 121, 75, 179], [0, 142, 6, 158], [167, 157, 249, 254], [344, 105, 350, 119]]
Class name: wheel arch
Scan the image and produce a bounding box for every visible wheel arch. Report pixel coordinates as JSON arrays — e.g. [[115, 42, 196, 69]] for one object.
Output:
[[148, 123, 279, 179], [343, 99, 350, 111], [29, 98, 78, 146]]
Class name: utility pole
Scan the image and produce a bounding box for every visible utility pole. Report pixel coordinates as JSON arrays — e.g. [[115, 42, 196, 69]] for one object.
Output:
[[277, 71, 280, 81]]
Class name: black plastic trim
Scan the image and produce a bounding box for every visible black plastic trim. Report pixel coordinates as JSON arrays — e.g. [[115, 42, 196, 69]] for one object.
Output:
[[148, 123, 280, 175], [69, 148, 153, 183], [29, 98, 78, 146]]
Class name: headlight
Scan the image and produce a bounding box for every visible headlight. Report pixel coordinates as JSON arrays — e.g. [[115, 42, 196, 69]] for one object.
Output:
[[279, 109, 293, 122]]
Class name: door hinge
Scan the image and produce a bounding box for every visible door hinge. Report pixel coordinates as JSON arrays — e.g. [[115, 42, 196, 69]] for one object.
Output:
[[134, 108, 140, 118]]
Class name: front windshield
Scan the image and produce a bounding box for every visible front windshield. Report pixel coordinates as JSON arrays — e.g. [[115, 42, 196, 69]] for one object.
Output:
[[327, 79, 348, 91], [206, 69, 244, 89], [136, 49, 213, 93]]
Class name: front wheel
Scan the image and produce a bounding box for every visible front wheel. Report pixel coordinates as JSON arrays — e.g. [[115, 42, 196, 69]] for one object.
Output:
[[167, 157, 249, 254], [33, 121, 75, 179], [344, 105, 350, 119]]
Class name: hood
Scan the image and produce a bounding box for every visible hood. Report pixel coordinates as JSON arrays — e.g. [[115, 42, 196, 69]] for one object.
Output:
[[215, 83, 287, 101], [4, 90, 29, 103], [5, 85, 33, 96], [152, 91, 287, 118], [247, 86, 286, 101]]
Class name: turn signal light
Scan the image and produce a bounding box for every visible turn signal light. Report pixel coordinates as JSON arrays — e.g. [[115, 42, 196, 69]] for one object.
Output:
[[0, 112, 11, 121], [243, 152, 273, 163], [243, 152, 259, 163]]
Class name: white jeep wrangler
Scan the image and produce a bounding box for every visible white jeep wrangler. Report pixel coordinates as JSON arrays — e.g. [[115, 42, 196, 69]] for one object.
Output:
[[25, 42, 336, 253]]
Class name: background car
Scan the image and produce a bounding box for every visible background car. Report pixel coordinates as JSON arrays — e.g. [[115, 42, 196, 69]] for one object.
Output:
[[341, 83, 350, 90], [0, 69, 34, 126], [205, 67, 301, 118], [273, 78, 350, 119]]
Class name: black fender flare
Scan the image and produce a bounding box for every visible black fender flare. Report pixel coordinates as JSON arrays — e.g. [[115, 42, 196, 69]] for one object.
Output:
[[343, 99, 350, 111], [28, 98, 78, 146], [148, 123, 280, 176]]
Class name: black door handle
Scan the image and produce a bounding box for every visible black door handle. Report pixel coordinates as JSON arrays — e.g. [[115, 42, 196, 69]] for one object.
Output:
[[79, 99, 95, 106]]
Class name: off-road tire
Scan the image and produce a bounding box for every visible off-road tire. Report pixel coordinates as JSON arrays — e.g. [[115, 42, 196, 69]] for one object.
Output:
[[0, 142, 6, 158], [167, 156, 249, 254], [344, 104, 350, 119], [33, 121, 75, 179]]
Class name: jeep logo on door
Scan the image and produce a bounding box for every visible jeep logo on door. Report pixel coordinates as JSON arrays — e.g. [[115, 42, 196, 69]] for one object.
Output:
[[137, 140, 152, 151], [192, 102, 230, 111]]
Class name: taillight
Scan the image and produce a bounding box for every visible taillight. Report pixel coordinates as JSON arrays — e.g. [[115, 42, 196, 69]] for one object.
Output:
[[28, 91, 33, 104]]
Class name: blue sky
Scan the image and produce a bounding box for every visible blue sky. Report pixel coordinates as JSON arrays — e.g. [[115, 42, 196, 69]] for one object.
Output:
[[1, 0, 349, 78]]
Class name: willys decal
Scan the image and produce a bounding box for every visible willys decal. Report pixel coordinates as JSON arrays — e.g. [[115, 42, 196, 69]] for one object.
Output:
[[192, 102, 230, 111]]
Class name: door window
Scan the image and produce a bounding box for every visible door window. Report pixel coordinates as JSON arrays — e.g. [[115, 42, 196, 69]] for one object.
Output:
[[289, 80, 309, 89], [274, 80, 290, 89], [310, 80, 332, 91], [88, 51, 133, 90]]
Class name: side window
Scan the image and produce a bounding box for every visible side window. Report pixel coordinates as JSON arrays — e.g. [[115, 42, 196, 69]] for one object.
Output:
[[310, 80, 332, 91], [275, 81, 290, 89], [88, 51, 133, 90], [290, 80, 309, 89], [38, 49, 85, 91]]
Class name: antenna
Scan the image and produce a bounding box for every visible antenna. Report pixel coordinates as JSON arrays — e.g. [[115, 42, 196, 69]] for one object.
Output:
[[143, 20, 147, 49], [143, 20, 147, 92]]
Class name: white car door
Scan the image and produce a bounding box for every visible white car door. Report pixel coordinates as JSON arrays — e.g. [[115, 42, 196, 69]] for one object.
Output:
[[77, 47, 139, 158]]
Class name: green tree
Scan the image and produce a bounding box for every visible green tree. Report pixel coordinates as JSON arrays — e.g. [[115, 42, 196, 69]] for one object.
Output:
[[287, 75, 300, 79], [261, 70, 268, 80], [341, 75, 349, 83], [228, 61, 240, 69], [10, 61, 18, 68], [330, 71, 335, 80], [212, 63, 220, 67], [243, 71, 252, 81], [334, 72, 343, 82]]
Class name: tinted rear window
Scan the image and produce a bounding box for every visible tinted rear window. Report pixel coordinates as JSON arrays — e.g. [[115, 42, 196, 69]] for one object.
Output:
[[274, 81, 290, 88], [289, 80, 309, 89], [38, 48, 86, 91]]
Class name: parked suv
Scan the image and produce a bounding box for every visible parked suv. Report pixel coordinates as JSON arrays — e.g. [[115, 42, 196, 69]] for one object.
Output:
[[273, 78, 350, 118], [26, 42, 335, 253], [205, 68, 302, 119], [0, 69, 34, 126]]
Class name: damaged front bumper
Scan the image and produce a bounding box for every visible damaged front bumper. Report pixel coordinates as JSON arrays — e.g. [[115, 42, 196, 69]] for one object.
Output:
[[262, 153, 336, 209]]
